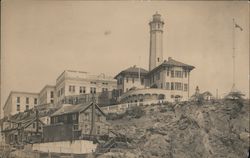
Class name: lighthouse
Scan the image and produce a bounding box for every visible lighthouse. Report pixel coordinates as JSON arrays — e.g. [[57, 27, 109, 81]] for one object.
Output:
[[149, 12, 164, 71]]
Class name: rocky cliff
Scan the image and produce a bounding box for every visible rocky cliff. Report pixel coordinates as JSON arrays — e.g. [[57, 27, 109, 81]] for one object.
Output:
[[99, 99, 249, 158]]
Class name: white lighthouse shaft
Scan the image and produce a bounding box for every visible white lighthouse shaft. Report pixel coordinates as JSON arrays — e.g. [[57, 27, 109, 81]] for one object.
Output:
[[149, 12, 164, 71]]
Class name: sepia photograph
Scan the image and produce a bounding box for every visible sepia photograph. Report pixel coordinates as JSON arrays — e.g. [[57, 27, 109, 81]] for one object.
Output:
[[0, 0, 249, 157]]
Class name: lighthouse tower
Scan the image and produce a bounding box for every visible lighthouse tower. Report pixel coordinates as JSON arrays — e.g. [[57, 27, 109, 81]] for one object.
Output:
[[149, 12, 164, 71]]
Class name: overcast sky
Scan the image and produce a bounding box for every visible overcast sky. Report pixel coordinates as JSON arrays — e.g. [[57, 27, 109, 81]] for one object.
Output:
[[1, 0, 249, 112]]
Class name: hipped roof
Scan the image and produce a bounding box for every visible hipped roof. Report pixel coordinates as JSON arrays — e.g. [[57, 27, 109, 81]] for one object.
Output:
[[114, 66, 148, 79]]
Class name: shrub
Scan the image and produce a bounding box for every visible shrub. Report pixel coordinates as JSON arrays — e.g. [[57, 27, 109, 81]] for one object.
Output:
[[159, 107, 168, 113], [125, 106, 145, 118], [106, 113, 125, 120], [106, 106, 145, 120], [195, 94, 205, 106]]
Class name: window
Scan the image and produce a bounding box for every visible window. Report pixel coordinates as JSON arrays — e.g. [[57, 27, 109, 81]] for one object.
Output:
[[184, 84, 188, 91], [26, 97, 29, 104], [175, 82, 183, 90], [50, 91, 54, 98], [166, 82, 170, 90], [102, 82, 108, 85], [85, 125, 88, 133], [73, 124, 79, 131], [97, 115, 101, 122], [34, 98, 37, 105], [84, 113, 90, 121], [167, 71, 169, 76], [16, 97, 20, 103], [175, 71, 183, 78], [171, 82, 174, 90], [64, 115, 68, 122], [26, 105, 29, 110], [50, 99, 54, 104], [126, 77, 128, 83], [157, 58, 160, 62], [17, 104, 20, 111], [69, 85, 75, 92], [118, 78, 123, 85], [97, 126, 101, 135], [161, 83, 163, 88], [171, 71, 174, 77], [184, 71, 188, 78], [132, 78, 134, 83], [90, 81, 96, 84], [141, 78, 144, 85], [72, 114, 77, 121], [61, 87, 64, 95], [90, 87, 96, 94], [156, 73, 160, 80], [80, 86, 86, 94], [55, 117, 58, 123]]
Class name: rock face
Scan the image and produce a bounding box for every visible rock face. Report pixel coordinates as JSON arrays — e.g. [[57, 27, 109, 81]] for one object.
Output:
[[100, 100, 249, 158]]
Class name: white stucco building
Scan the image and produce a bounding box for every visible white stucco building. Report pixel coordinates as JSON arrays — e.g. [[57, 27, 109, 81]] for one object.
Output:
[[115, 12, 195, 103], [39, 85, 56, 105], [3, 91, 39, 117], [55, 70, 117, 105]]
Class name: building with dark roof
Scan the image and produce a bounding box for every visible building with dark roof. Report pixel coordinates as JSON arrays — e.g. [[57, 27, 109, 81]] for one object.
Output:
[[114, 12, 195, 103], [115, 65, 148, 96], [43, 102, 110, 142], [1, 108, 50, 145]]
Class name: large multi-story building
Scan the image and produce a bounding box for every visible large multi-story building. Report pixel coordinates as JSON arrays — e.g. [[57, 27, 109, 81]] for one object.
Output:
[[3, 91, 39, 117], [115, 12, 195, 103], [39, 85, 56, 105], [55, 70, 117, 105]]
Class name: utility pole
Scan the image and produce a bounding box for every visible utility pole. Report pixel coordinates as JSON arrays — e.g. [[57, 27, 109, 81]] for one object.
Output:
[[232, 18, 236, 92], [231, 18, 243, 92], [90, 94, 96, 136]]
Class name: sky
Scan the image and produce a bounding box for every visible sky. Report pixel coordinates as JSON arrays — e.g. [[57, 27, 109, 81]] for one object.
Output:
[[1, 0, 249, 115]]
